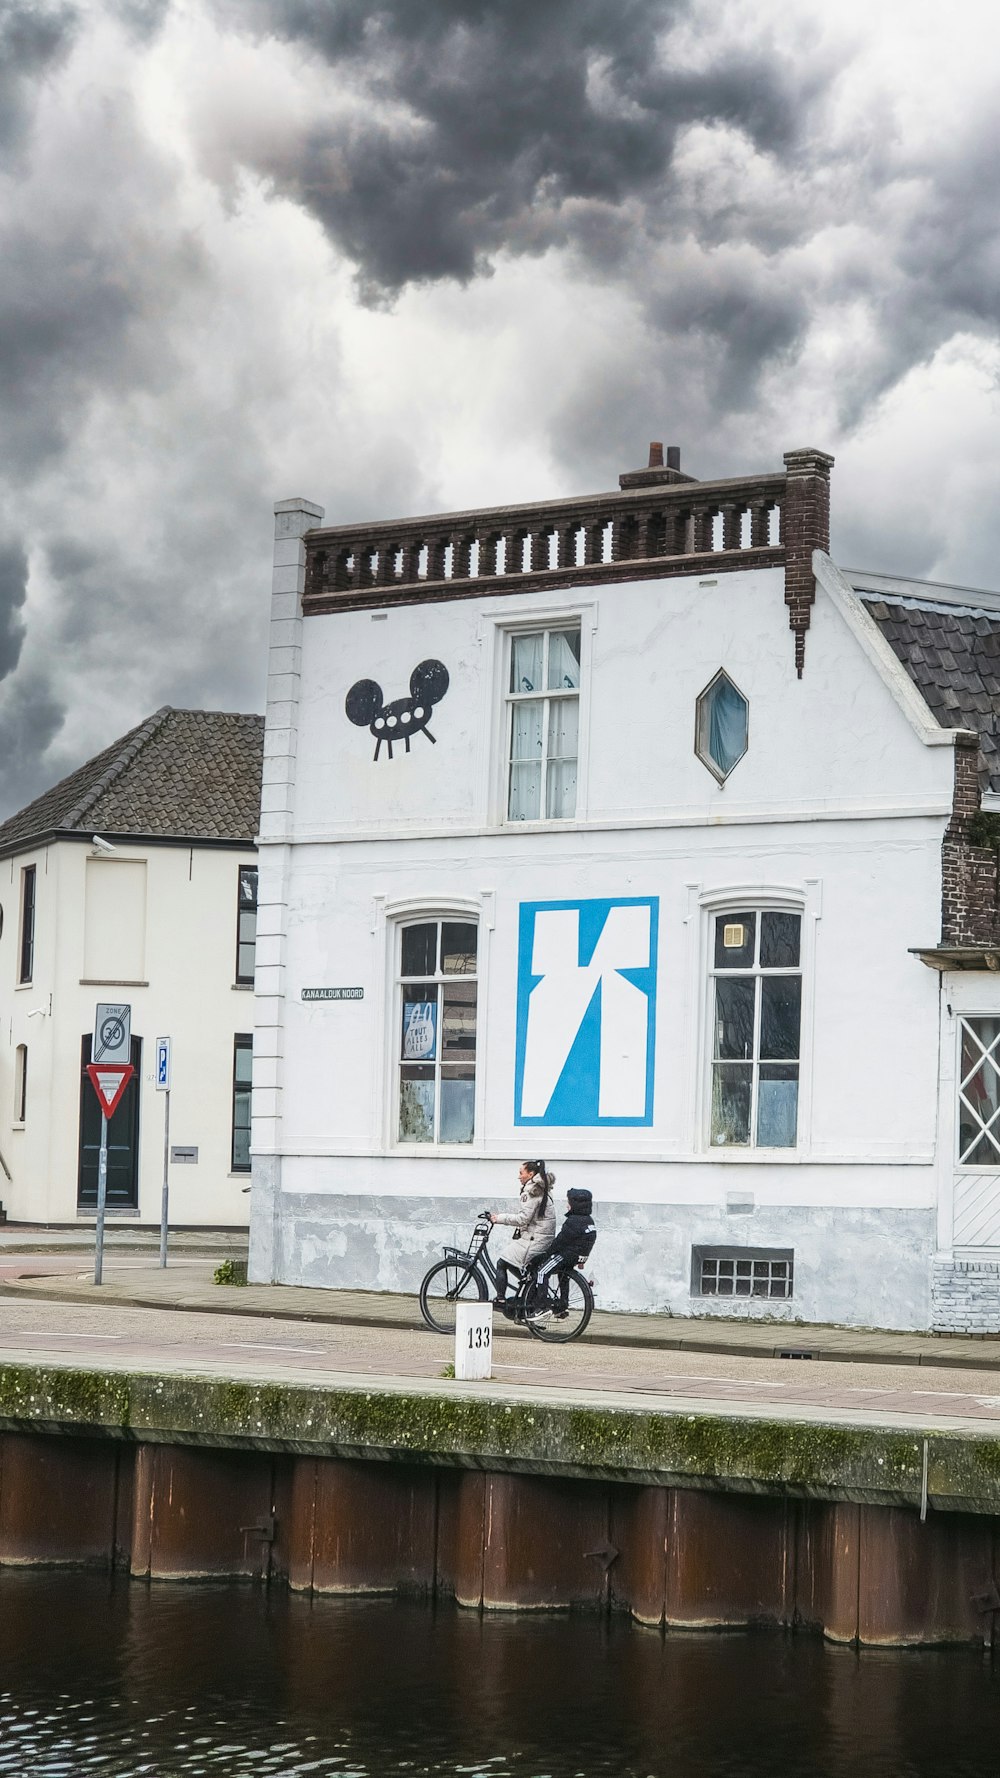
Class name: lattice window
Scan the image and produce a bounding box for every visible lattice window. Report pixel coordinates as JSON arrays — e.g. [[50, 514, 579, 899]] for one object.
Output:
[[958, 1017, 1000, 1166], [694, 1246, 794, 1298]]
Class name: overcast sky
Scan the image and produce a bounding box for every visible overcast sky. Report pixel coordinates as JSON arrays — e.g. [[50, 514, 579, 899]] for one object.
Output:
[[1, 0, 999, 814]]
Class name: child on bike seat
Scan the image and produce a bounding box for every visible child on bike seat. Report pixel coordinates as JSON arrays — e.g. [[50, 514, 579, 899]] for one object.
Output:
[[530, 1188, 597, 1316]]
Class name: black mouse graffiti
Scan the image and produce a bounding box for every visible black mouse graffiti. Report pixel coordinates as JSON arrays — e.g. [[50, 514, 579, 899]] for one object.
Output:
[[345, 659, 450, 761]]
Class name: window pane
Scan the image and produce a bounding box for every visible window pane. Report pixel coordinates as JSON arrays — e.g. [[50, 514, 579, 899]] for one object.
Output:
[[714, 978, 755, 1060], [234, 1040, 253, 1085], [760, 911, 800, 969], [441, 921, 477, 975], [511, 698, 544, 760], [959, 1018, 1000, 1164], [714, 912, 755, 969], [239, 867, 258, 910], [711, 1063, 752, 1144], [509, 760, 542, 821], [546, 760, 577, 820], [757, 1064, 799, 1147], [546, 698, 578, 819], [401, 923, 437, 977], [401, 991, 438, 1061], [440, 1067, 475, 1144], [760, 976, 801, 1060], [442, 983, 476, 1059], [547, 628, 581, 690], [399, 1068, 435, 1142], [510, 633, 543, 693], [707, 676, 748, 775]]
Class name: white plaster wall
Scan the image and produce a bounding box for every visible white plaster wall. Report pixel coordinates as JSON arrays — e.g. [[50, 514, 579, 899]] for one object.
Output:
[[275, 816, 943, 1200], [266, 561, 952, 1204], [293, 567, 953, 841], [0, 838, 256, 1225]]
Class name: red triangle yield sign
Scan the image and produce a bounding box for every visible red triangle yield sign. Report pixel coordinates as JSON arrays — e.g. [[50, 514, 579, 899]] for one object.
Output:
[[86, 1062, 134, 1119]]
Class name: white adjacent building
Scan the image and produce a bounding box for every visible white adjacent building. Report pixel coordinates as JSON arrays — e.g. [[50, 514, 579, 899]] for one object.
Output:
[[0, 707, 261, 1227], [249, 450, 1000, 1332]]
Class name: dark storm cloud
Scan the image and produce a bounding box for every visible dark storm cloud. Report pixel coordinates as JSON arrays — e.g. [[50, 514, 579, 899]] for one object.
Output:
[[0, 86, 206, 478], [0, 541, 29, 680], [222, 0, 808, 294], [0, 2, 77, 149], [0, 672, 67, 814]]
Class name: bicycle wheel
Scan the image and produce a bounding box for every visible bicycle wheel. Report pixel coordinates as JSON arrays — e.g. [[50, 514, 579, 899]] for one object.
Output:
[[418, 1258, 488, 1334], [525, 1269, 593, 1342]]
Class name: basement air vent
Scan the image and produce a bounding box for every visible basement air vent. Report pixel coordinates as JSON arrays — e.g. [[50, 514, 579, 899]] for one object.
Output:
[[692, 1246, 794, 1299]]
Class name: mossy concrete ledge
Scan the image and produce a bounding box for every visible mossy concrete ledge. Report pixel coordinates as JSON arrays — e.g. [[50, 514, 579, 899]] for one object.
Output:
[[2, 1362, 1000, 1513]]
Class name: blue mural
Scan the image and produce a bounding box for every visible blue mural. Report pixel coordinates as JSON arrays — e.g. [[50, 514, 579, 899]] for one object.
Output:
[[514, 897, 658, 1127]]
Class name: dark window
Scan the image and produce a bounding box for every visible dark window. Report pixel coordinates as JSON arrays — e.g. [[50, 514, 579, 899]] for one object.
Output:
[[14, 1045, 26, 1123], [693, 1245, 794, 1299], [19, 865, 35, 984], [232, 1034, 253, 1171], [236, 866, 258, 985], [710, 909, 802, 1148]]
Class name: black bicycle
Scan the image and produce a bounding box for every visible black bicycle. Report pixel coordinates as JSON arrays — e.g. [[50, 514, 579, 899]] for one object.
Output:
[[418, 1212, 594, 1343]]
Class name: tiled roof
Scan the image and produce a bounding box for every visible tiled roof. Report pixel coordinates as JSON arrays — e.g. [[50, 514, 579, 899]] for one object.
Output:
[[0, 708, 264, 854], [859, 595, 1000, 794]]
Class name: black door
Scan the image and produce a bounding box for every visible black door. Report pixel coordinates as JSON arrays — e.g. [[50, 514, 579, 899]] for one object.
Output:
[[78, 1034, 142, 1210]]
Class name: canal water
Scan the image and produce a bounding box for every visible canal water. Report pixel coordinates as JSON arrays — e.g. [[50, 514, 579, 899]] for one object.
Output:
[[1, 1572, 998, 1777]]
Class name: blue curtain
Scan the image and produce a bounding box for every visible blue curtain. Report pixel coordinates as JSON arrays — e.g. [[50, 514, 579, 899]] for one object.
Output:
[[709, 678, 747, 775]]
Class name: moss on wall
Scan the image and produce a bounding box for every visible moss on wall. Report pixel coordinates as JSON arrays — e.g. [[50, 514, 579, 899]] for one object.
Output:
[[1, 1361, 998, 1513]]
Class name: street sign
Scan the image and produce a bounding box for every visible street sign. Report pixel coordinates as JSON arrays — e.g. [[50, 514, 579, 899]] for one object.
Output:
[[155, 1036, 171, 1091], [93, 1002, 131, 1064], [86, 1062, 134, 1120]]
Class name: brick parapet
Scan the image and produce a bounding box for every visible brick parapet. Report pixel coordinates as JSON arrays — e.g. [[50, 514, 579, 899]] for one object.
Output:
[[301, 451, 834, 669]]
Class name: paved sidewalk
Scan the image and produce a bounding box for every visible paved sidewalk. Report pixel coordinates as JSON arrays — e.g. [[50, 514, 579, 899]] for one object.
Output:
[[6, 1259, 1000, 1371]]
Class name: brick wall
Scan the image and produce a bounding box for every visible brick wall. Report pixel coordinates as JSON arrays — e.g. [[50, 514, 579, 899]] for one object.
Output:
[[941, 738, 1000, 946], [782, 448, 834, 677], [932, 1256, 1000, 1333]]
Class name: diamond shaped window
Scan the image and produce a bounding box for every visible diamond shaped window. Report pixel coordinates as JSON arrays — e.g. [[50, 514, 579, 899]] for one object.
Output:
[[696, 670, 748, 781]]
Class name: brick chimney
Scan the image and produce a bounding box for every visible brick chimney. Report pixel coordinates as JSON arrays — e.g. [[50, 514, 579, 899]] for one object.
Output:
[[619, 442, 697, 489]]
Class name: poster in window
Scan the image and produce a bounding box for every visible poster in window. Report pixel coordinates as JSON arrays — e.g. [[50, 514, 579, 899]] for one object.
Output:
[[403, 1000, 437, 1061]]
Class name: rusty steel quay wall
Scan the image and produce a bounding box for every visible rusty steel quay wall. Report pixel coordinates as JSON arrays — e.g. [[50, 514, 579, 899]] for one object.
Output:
[[3, 1362, 1000, 1646]]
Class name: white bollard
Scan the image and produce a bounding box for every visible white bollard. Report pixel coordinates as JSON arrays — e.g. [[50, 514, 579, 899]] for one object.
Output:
[[455, 1301, 493, 1379]]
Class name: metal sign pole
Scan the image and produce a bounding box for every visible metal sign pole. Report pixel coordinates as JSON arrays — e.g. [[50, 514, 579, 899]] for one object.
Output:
[[159, 1087, 171, 1268], [94, 1111, 108, 1286]]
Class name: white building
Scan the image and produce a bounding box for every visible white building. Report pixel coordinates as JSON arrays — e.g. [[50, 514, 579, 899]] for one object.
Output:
[[0, 707, 261, 1227], [249, 451, 1000, 1332]]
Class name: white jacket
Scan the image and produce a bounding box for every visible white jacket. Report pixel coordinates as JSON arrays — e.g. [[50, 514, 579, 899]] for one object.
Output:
[[493, 1181, 556, 1270]]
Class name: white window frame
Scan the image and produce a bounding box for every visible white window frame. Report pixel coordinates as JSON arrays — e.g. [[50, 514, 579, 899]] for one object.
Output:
[[384, 904, 483, 1151], [503, 623, 583, 824], [476, 603, 595, 829], [689, 885, 817, 1159]]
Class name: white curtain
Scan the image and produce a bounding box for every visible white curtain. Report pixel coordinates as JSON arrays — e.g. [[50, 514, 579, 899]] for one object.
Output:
[[547, 629, 581, 690], [509, 698, 543, 819], [545, 697, 578, 818], [510, 633, 543, 694]]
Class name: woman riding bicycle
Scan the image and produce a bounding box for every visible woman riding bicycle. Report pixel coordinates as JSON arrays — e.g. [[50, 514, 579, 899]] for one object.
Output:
[[488, 1159, 556, 1309]]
